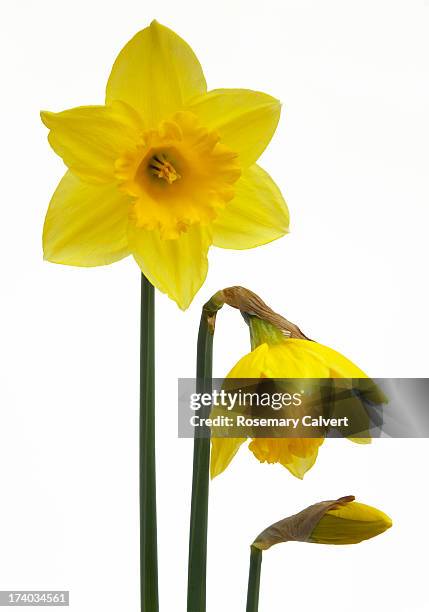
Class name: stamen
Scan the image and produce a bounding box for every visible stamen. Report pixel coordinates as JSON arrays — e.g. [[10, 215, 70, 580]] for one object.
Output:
[[149, 152, 181, 185]]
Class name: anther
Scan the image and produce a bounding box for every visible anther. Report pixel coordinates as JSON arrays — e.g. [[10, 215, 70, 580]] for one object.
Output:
[[148, 153, 181, 184]]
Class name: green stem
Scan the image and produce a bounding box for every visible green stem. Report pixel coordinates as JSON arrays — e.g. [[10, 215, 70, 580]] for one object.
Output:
[[246, 546, 262, 612], [140, 274, 158, 612], [187, 309, 214, 612], [247, 315, 285, 350]]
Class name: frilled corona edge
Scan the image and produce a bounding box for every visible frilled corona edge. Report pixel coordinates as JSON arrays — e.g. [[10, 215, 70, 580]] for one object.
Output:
[[203, 286, 311, 339]]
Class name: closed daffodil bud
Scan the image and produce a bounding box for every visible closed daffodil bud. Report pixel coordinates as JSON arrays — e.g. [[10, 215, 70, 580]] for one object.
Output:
[[210, 287, 387, 480], [246, 497, 392, 611], [252, 495, 392, 550]]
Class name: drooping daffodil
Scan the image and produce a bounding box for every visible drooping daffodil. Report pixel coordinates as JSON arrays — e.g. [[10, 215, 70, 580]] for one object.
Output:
[[210, 287, 386, 479], [41, 21, 289, 309]]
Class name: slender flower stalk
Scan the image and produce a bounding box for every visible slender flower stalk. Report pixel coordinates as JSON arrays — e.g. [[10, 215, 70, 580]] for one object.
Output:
[[140, 274, 158, 611], [246, 546, 262, 612], [187, 295, 223, 612]]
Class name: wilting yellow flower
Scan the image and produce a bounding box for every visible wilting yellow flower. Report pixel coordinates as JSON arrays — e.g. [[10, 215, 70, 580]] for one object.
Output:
[[41, 21, 289, 309], [252, 495, 392, 549], [211, 337, 374, 480]]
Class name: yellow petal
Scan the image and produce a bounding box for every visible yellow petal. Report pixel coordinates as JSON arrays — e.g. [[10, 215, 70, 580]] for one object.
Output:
[[128, 224, 211, 310], [106, 21, 207, 127], [209, 346, 267, 478], [282, 449, 320, 479], [41, 102, 143, 183], [210, 437, 245, 478], [284, 340, 386, 444], [248, 438, 322, 479], [226, 343, 269, 378], [43, 171, 131, 266], [289, 339, 369, 378], [212, 165, 289, 249], [187, 89, 281, 167], [263, 342, 331, 377]]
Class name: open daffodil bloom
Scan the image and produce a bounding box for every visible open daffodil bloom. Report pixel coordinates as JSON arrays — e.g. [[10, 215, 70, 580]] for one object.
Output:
[[41, 21, 289, 309]]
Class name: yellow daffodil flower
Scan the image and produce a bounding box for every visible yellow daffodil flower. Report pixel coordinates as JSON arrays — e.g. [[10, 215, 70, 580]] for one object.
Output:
[[252, 495, 392, 549], [41, 21, 289, 309], [211, 322, 379, 480]]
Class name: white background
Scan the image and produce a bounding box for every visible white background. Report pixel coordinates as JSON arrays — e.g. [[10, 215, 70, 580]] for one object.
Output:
[[1, 0, 429, 610]]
